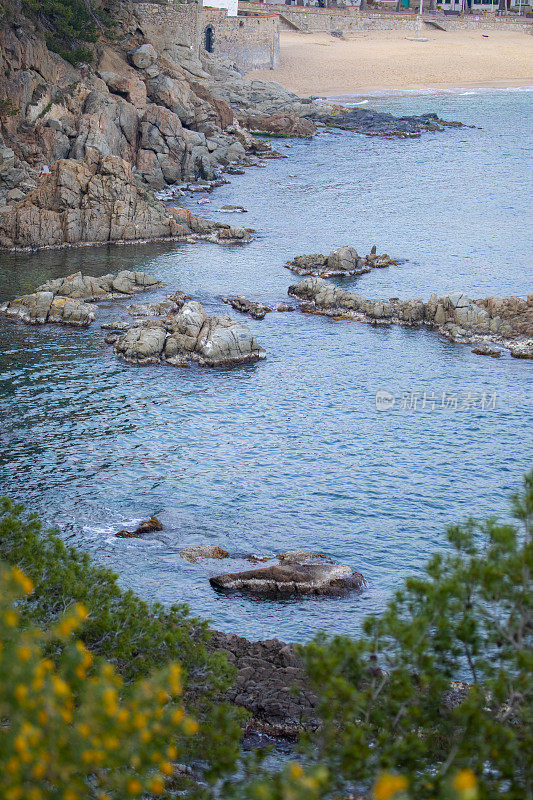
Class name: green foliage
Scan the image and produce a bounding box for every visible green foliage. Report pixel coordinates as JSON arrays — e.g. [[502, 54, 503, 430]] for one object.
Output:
[[0, 560, 198, 799], [20, 0, 109, 64], [0, 98, 19, 119], [0, 498, 246, 795], [299, 472, 533, 799]]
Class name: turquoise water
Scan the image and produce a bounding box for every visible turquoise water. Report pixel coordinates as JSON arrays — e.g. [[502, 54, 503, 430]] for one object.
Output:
[[1, 89, 532, 642]]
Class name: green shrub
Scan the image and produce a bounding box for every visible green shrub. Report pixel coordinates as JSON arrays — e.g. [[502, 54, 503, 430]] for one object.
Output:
[[299, 472, 532, 799], [20, 0, 109, 64], [0, 560, 200, 799], [0, 498, 246, 794]]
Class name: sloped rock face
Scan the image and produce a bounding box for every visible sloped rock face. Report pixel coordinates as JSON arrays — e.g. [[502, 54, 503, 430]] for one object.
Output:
[[285, 245, 399, 278], [0, 155, 186, 249], [210, 562, 365, 596], [289, 277, 533, 356], [112, 300, 266, 368]]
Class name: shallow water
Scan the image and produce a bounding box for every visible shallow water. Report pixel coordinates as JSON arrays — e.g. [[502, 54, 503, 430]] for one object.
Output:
[[1, 89, 532, 642]]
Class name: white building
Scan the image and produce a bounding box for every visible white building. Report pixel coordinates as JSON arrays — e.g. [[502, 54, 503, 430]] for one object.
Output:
[[203, 0, 238, 16]]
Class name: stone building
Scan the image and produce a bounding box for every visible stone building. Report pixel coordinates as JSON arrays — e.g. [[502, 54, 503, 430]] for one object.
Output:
[[133, 0, 279, 72]]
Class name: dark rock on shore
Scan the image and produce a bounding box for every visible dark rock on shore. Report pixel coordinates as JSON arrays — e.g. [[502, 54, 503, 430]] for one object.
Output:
[[312, 108, 463, 139], [285, 245, 399, 278], [222, 296, 272, 320], [208, 631, 318, 739], [210, 562, 365, 597], [289, 277, 533, 357]]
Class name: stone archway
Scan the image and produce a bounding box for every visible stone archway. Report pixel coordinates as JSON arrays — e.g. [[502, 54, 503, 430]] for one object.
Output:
[[204, 25, 214, 53]]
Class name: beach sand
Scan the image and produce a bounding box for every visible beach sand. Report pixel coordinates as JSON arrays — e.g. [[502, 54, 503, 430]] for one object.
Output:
[[248, 29, 533, 96]]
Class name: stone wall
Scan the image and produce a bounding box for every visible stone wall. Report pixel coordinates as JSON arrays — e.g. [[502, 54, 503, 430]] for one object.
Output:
[[238, 3, 533, 33], [133, 0, 202, 61], [203, 7, 280, 69]]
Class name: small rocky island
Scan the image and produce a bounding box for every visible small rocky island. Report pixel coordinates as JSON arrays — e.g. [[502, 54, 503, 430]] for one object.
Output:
[[285, 245, 400, 278], [288, 277, 533, 358]]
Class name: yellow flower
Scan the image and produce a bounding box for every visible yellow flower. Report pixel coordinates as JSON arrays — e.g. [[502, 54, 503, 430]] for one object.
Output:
[[289, 762, 303, 780], [149, 777, 165, 795], [17, 646, 31, 661], [4, 609, 18, 627], [51, 676, 70, 697], [126, 778, 142, 795], [167, 745, 178, 759], [74, 602, 89, 620], [453, 769, 478, 799], [374, 773, 409, 800], [14, 684, 28, 702], [12, 567, 34, 594], [182, 716, 199, 735], [171, 707, 184, 725], [160, 761, 173, 776]]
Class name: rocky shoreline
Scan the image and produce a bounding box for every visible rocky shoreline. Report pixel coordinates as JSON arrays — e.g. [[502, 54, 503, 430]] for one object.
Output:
[[1, 7, 465, 251]]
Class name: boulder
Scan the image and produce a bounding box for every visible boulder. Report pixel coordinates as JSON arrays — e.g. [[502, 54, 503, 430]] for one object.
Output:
[[285, 246, 397, 277], [112, 300, 266, 368], [128, 44, 158, 70], [180, 546, 230, 563], [37, 270, 161, 301], [0, 156, 186, 249], [210, 562, 365, 596]]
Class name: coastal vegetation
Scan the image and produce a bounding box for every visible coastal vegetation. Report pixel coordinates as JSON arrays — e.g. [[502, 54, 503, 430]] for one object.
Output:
[[0, 473, 531, 799]]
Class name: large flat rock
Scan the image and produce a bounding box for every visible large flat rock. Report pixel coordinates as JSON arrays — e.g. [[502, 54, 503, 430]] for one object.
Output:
[[210, 562, 365, 596]]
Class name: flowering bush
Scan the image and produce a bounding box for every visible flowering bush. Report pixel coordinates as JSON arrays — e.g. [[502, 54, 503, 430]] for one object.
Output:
[[0, 562, 199, 799]]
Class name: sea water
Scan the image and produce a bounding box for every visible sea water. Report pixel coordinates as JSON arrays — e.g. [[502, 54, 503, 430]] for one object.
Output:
[[1, 89, 531, 642]]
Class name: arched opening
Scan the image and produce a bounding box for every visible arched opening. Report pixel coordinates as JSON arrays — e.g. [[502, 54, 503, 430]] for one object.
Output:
[[204, 25, 214, 53]]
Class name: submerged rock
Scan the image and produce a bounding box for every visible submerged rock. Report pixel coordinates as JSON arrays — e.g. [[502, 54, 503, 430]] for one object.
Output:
[[312, 108, 463, 138], [180, 545, 230, 562], [288, 278, 533, 356], [112, 300, 266, 368], [210, 562, 365, 597], [222, 296, 272, 320], [116, 515, 162, 538], [285, 245, 399, 278]]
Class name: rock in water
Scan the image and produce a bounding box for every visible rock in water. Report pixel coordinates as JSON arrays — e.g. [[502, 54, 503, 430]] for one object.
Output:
[[285, 246, 399, 278], [180, 546, 230, 562], [240, 114, 316, 138], [210, 563, 365, 596], [288, 278, 533, 356], [0, 292, 96, 327], [116, 515, 162, 538], [112, 300, 266, 367], [222, 296, 272, 320]]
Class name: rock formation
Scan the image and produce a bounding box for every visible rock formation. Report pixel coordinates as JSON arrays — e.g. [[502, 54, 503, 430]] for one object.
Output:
[[112, 300, 266, 367], [0, 270, 160, 326], [210, 551, 365, 596], [240, 114, 316, 138], [285, 245, 399, 278], [116, 515, 163, 538], [289, 277, 533, 358], [222, 296, 272, 320]]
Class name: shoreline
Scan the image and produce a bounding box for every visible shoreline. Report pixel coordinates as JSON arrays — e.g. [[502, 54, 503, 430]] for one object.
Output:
[[249, 30, 533, 97], [317, 78, 533, 99]]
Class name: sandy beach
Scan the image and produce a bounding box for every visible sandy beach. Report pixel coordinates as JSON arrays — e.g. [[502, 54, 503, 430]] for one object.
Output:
[[248, 29, 533, 96]]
